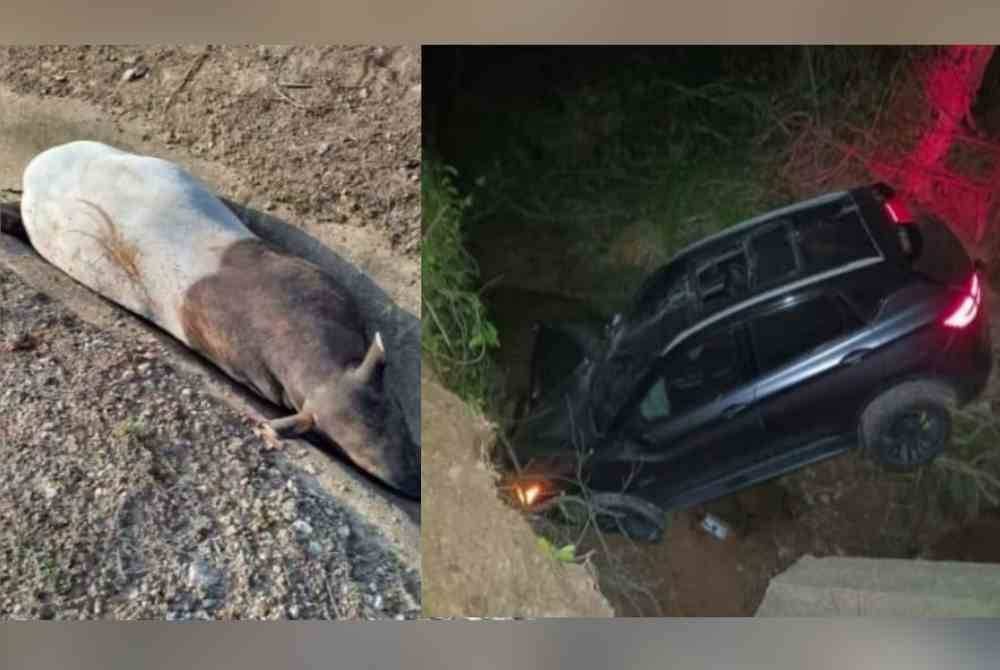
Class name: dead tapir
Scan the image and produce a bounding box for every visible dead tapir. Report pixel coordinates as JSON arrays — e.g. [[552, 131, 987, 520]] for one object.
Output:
[[17, 140, 417, 496]]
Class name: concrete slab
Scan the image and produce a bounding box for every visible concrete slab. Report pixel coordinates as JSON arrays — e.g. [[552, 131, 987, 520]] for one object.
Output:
[[756, 555, 1000, 616]]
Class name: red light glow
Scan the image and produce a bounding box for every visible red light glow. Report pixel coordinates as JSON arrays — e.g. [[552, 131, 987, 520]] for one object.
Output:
[[884, 198, 913, 224], [944, 273, 981, 328]]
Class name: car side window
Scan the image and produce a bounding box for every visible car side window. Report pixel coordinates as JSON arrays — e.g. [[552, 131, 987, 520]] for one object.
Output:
[[794, 204, 881, 271], [638, 325, 752, 422], [750, 222, 798, 288], [750, 294, 855, 376], [696, 246, 749, 312]]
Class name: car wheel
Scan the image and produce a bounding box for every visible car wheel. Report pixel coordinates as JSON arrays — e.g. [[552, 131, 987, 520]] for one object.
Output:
[[860, 380, 956, 471]]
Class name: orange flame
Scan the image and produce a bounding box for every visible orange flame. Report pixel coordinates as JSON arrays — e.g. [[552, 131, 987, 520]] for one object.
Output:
[[515, 483, 542, 507]]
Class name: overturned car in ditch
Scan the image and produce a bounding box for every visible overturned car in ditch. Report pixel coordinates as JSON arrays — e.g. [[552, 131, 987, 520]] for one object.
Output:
[[505, 183, 993, 541]]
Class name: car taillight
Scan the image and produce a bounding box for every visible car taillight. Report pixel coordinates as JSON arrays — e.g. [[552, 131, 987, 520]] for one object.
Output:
[[884, 196, 914, 224], [943, 272, 982, 329]]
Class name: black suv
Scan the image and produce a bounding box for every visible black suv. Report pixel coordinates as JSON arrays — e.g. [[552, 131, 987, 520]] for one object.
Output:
[[506, 183, 992, 541]]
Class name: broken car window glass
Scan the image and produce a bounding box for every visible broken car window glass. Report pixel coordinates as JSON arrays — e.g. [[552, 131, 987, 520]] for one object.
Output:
[[696, 246, 749, 311], [638, 327, 745, 420], [750, 223, 798, 288], [794, 203, 879, 271]]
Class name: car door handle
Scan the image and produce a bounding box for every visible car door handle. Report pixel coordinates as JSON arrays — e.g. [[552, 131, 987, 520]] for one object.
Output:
[[722, 403, 750, 419], [840, 348, 871, 367]]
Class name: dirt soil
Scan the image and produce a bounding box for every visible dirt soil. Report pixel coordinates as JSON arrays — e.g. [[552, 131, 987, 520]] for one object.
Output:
[[0, 45, 421, 267], [421, 366, 613, 618], [0, 45, 420, 620]]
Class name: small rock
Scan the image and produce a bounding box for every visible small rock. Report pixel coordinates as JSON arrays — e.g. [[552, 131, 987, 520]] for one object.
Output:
[[3, 331, 37, 352], [336, 524, 351, 540], [291, 519, 313, 537], [187, 559, 222, 591], [121, 65, 148, 82], [317, 142, 332, 157], [372, 595, 383, 610], [287, 604, 300, 618]]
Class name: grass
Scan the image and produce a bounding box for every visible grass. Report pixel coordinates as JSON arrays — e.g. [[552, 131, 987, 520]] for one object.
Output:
[[421, 161, 500, 412], [930, 404, 1000, 521]]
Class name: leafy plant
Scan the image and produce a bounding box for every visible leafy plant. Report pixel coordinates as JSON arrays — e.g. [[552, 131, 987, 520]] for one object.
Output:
[[537, 536, 577, 563], [422, 161, 501, 410]]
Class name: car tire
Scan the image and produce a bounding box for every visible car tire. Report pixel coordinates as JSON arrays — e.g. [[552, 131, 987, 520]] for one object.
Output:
[[859, 380, 956, 472]]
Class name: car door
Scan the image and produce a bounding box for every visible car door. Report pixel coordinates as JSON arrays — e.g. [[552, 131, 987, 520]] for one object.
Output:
[[748, 290, 872, 456], [594, 321, 766, 494]]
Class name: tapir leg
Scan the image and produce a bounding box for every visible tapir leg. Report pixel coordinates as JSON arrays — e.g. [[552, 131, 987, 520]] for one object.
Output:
[[264, 412, 315, 437]]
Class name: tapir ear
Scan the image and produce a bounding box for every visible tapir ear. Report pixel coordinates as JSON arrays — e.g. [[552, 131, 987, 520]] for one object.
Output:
[[352, 331, 386, 386]]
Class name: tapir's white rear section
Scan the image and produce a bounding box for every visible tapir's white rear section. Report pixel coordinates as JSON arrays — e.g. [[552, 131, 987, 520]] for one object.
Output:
[[21, 141, 257, 342]]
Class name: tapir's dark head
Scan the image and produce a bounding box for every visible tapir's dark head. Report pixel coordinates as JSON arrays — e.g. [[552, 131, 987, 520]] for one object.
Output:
[[305, 332, 419, 497]]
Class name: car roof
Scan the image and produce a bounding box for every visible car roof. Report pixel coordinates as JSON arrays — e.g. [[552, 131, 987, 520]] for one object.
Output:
[[654, 257, 882, 357], [621, 186, 896, 358], [671, 189, 851, 260]]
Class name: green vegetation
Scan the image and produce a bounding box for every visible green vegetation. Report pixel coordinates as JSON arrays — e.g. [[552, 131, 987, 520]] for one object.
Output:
[[932, 406, 1000, 521], [430, 48, 926, 316], [421, 162, 500, 411]]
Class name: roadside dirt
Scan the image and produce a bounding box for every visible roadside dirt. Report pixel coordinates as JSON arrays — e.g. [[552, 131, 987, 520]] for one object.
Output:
[[421, 366, 613, 618], [0, 45, 420, 620], [0, 45, 421, 268]]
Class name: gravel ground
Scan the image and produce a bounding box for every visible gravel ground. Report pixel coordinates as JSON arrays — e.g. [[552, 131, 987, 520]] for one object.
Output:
[[0, 265, 419, 620]]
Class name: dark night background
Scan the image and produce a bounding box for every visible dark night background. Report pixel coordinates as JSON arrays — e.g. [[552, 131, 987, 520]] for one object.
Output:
[[421, 46, 1000, 616]]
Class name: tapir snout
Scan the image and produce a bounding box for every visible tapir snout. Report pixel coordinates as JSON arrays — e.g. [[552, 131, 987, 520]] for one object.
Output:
[[265, 333, 420, 498]]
